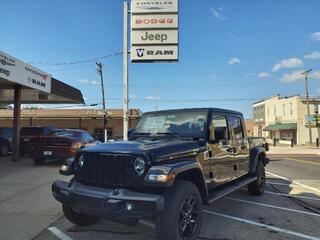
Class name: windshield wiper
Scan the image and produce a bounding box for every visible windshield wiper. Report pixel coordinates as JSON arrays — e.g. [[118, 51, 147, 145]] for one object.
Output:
[[132, 132, 151, 136], [155, 132, 181, 138]]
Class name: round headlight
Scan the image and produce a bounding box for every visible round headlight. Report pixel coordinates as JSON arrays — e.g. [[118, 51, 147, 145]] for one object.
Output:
[[133, 157, 145, 176], [78, 155, 85, 168]]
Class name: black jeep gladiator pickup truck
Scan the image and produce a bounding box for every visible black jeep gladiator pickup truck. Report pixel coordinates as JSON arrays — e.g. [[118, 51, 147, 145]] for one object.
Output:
[[52, 108, 269, 240]]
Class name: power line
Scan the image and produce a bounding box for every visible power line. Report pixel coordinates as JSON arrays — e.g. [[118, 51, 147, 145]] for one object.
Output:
[[28, 50, 123, 66], [75, 80, 283, 89]]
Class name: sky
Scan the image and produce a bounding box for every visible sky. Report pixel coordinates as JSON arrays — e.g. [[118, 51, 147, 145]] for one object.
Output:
[[0, 0, 320, 118]]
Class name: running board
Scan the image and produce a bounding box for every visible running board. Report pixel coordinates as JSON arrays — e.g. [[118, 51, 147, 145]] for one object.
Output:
[[206, 176, 257, 204]]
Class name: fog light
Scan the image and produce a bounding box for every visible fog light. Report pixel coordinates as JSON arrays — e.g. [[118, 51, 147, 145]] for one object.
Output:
[[126, 202, 134, 211]]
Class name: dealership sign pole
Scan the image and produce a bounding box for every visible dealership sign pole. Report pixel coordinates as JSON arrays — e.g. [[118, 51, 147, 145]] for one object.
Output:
[[123, 1, 129, 141]]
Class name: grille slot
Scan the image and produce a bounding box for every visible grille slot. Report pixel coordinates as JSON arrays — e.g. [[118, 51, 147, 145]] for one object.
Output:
[[75, 153, 138, 188]]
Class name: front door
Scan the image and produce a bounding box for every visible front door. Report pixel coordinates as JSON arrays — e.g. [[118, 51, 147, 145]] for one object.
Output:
[[207, 114, 235, 189], [229, 115, 250, 177]]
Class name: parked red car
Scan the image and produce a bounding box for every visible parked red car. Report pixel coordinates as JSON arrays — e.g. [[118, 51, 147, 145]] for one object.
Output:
[[29, 129, 101, 165]]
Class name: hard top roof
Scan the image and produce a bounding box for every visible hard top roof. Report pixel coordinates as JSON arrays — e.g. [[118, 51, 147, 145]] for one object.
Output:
[[143, 108, 243, 116]]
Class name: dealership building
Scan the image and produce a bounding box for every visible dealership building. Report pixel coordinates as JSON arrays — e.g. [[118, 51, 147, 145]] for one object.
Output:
[[0, 108, 141, 141]]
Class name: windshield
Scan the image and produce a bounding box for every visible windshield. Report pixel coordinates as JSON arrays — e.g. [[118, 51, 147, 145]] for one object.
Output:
[[134, 111, 207, 138]]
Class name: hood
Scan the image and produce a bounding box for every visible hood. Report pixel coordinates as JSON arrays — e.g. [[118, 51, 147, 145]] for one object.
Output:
[[80, 139, 205, 161]]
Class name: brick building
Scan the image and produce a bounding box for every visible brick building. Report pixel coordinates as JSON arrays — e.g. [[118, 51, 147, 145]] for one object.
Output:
[[0, 108, 141, 140]]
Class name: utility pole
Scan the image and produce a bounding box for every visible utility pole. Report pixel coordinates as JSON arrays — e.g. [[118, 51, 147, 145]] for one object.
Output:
[[97, 62, 108, 142], [123, 1, 129, 141], [301, 69, 312, 145]]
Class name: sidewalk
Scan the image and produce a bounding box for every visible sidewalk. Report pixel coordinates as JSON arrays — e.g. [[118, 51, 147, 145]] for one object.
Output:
[[268, 146, 320, 156]]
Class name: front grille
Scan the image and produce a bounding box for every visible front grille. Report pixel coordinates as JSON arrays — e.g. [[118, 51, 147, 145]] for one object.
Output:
[[75, 153, 142, 188]]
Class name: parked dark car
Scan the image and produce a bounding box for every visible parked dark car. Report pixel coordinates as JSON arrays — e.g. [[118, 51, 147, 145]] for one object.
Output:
[[52, 108, 269, 240], [0, 127, 13, 156], [20, 126, 56, 157], [29, 129, 101, 165]]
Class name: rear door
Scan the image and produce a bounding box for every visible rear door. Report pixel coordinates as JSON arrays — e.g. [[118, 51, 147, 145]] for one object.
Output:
[[207, 113, 235, 188], [229, 115, 250, 177]]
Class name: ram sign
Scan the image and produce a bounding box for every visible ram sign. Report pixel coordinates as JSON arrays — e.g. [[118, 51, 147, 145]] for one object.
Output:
[[0, 51, 52, 93], [131, 46, 178, 62], [130, 0, 179, 62]]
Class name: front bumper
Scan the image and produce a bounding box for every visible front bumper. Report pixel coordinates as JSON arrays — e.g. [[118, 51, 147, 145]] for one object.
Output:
[[52, 180, 164, 225]]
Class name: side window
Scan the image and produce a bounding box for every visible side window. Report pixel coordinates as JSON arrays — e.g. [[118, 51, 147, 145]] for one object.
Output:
[[210, 115, 229, 141], [83, 133, 94, 143], [229, 116, 244, 139]]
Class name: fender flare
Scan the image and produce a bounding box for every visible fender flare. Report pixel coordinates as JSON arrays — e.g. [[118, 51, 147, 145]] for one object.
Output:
[[144, 159, 209, 202], [249, 147, 267, 173]]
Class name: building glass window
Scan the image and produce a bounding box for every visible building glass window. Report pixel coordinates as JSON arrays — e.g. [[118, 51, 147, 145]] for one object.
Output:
[[290, 102, 293, 116], [274, 105, 276, 117], [283, 104, 285, 116]]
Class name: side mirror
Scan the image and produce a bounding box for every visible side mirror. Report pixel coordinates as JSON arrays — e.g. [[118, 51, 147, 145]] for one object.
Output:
[[128, 128, 134, 137]]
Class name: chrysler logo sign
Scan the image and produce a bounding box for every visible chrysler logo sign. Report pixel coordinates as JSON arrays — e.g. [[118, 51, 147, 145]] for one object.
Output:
[[135, 1, 174, 10], [131, 0, 178, 13]]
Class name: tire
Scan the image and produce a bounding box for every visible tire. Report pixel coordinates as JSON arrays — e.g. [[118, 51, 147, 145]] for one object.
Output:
[[33, 158, 46, 165], [248, 160, 266, 196], [63, 205, 100, 226], [0, 144, 9, 156], [156, 180, 202, 240]]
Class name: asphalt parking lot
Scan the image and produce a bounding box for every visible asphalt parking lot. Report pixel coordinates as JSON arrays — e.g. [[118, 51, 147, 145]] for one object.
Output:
[[1, 155, 320, 240]]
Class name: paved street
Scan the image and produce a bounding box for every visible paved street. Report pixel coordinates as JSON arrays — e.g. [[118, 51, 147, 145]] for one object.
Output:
[[1, 154, 320, 240]]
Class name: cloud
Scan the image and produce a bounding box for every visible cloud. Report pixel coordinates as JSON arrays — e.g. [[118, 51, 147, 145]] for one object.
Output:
[[272, 58, 303, 72], [209, 7, 226, 20], [310, 32, 320, 41], [77, 79, 99, 85], [258, 72, 271, 78], [129, 94, 138, 99], [304, 51, 320, 60], [317, 88, 320, 93], [312, 70, 320, 80], [145, 96, 156, 100], [280, 70, 304, 82], [228, 57, 241, 65]]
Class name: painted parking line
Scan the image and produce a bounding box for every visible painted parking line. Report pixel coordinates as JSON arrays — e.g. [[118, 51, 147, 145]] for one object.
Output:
[[48, 227, 73, 240], [203, 210, 320, 240], [264, 190, 320, 201], [283, 158, 320, 166], [266, 171, 320, 194], [224, 197, 320, 217]]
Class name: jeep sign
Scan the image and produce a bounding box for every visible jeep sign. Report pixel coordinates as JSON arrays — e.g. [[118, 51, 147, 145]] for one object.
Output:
[[131, 30, 178, 45], [131, 46, 178, 61], [0, 50, 51, 93]]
